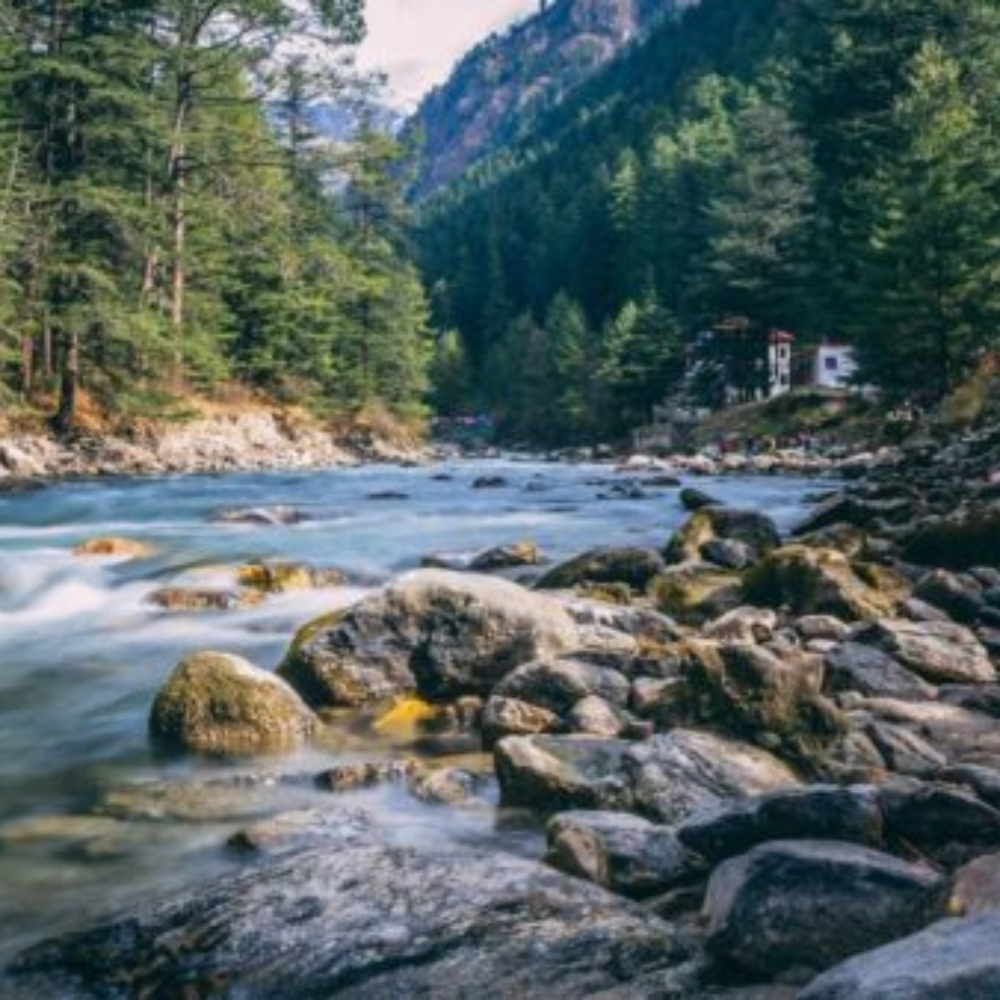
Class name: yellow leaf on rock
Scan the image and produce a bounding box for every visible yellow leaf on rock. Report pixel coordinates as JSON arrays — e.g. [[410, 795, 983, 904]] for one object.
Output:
[[373, 698, 438, 736]]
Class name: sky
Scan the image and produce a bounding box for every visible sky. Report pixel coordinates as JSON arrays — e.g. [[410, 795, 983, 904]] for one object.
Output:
[[359, 0, 538, 108]]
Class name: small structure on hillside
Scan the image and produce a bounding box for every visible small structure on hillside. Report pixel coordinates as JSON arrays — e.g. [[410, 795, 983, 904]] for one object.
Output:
[[809, 343, 858, 390], [768, 331, 795, 398]]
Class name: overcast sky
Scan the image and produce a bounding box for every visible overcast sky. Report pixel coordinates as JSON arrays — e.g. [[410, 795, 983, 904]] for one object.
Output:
[[358, 0, 537, 107]]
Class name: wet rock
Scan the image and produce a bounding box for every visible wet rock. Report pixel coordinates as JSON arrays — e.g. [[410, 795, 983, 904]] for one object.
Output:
[[469, 541, 540, 571], [148, 587, 265, 612], [315, 758, 418, 793], [703, 606, 778, 644], [472, 475, 507, 489], [212, 505, 305, 526], [279, 570, 580, 708], [679, 486, 721, 511], [825, 641, 936, 700], [701, 538, 756, 570], [0, 814, 125, 850], [744, 546, 907, 621], [3, 832, 686, 998], [367, 490, 410, 500], [536, 546, 665, 592], [653, 563, 743, 624], [73, 537, 154, 559], [568, 695, 628, 737], [495, 735, 633, 813], [625, 729, 800, 825], [704, 840, 945, 980], [493, 656, 629, 715], [228, 807, 370, 854], [798, 911, 1000, 999], [237, 562, 345, 593], [481, 696, 559, 745], [949, 851, 1000, 916], [797, 616, 850, 643], [854, 619, 995, 685], [677, 785, 883, 863], [409, 768, 491, 806], [904, 511, 1000, 570], [547, 811, 697, 900], [150, 652, 315, 756], [879, 781, 1000, 861], [665, 507, 780, 565], [913, 569, 987, 625]]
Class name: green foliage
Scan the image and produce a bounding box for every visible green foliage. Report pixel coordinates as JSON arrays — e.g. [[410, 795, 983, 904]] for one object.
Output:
[[418, 0, 1000, 444], [0, 0, 428, 430]]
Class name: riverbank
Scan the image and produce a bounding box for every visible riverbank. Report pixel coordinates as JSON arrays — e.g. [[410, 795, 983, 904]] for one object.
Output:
[[2, 429, 999, 994], [0, 404, 429, 484]]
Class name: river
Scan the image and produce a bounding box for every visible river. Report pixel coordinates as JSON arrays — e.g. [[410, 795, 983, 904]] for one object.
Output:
[[0, 459, 824, 963]]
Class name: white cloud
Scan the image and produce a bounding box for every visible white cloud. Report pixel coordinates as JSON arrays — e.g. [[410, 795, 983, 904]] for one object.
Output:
[[359, 0, 537, 108]]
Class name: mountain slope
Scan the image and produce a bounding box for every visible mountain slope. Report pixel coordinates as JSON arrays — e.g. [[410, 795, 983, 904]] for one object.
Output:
[[407, 0, 696, 198]]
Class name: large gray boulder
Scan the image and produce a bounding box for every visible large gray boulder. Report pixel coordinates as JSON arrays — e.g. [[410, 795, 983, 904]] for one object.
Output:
[[677, 785, 883, 863], [825, 641, 937, 700], [279, 570, 581, 707], [3, 823, 688, 997], [546, 811, 697, 900], [495, 729, 798, 822], [704, 840, 945, 980], [149, 652, 315, 756], [492, 656, 630, 715], [854, 619, 995, 685], [799, 911, 1000, 999]]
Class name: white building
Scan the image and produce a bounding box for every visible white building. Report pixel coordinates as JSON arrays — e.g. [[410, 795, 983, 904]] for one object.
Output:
[[768, 331, 794, 397], [812, 343, 858, 390]]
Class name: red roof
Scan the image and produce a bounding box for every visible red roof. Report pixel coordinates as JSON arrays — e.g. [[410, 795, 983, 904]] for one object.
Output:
[[769, 330, 796, 343]]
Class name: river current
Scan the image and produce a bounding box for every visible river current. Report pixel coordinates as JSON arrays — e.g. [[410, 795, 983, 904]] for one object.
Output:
[[0, 459, 823, 962]]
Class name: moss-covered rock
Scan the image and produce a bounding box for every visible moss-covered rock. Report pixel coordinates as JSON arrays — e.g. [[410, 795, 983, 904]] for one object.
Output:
[[743, 546, 908, 621], [665, 508, 780, 565], [652, 563, 743, 624], [149, 587, 265, 612], [536, 547, 664, 592], [237, 562, 345, 594], [150, 652, 316, 756]]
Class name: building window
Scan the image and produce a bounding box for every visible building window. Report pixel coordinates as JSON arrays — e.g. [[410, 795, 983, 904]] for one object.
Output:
[[825, 356, 839, 371]]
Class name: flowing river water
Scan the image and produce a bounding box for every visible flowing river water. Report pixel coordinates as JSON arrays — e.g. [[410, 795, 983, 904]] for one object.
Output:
[[0, 459, 824, 963]]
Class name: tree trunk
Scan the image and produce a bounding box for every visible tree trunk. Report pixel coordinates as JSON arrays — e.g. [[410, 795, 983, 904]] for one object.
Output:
[[20, 334, 34, 397], [54, 329, 79, 434]]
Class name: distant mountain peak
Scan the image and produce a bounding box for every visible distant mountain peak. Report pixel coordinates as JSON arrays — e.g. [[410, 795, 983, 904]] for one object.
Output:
[[407, 0, 697, 199]]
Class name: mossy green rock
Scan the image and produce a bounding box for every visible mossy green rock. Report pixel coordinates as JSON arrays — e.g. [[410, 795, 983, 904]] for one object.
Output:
[[665, 508, 780, 565], [744, 546, 908, 621], [150, 652, 316, 756], [653, 563, 743, 624]]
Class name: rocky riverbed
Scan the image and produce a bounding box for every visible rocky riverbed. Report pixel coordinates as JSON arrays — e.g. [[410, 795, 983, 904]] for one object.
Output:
[[3, 438, 1000, 996]]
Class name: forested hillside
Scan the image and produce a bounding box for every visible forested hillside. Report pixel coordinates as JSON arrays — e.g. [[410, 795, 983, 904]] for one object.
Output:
[[418, 0, 1000, 445], [0, 1, 429, 432], [407, 0, 695, 199]]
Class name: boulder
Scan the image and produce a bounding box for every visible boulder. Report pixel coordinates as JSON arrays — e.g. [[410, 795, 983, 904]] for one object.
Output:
[[149, 652, 315, 756], [653, 563, 743, 624], [904, 512, 1000, 569], [913, 570, 986, 625], [799, 911, 1000, 999], [546, 811, 697, 899], [678, 785, 883, 863], [744, 546, 907, 621], [679, 487, 720, 511], [854, 619, 995, 685], [825, 642, 936, 700], [625, 729, 800, 825], [567, 695, 628, 737], [3, 830, 686, 997], [797, 616, 850, 643], [279, 571, 580, 708], [949, 852, 1000, 917], [481, 696, 559, 745], [493, 656, 629, 715], [701, 537, 756, 570], [495, 735, 633, 813], [469, 541, 540, 571], [675, 641, 845, 765], [213, 506, 304, 526], [148, 587, 265, 612], [938, 763, 1000, 809], [704, 840, 945, 979], [237, 562, 345, 593], [703, 606, 778, 644], [665, 507, 780, 565], [535, 547, 665, 592], [409, 768, 491, 806], [73, 536, 154, 559]]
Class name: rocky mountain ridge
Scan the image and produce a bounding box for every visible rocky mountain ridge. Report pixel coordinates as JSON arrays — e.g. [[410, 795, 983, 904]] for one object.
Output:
[[408, 0, 697, 198]]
